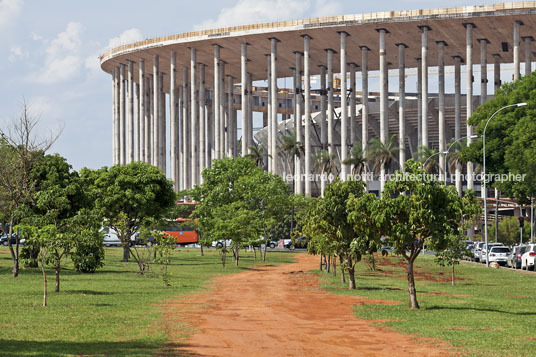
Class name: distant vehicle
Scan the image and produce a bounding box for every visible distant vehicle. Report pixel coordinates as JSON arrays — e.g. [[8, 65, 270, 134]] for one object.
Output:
[[0, 234, 25, 246], [521, 244, 536, 271], [488, 246, 511, 266], [103, 234, 122, 247], [507, 245, 526, 269], [473, 242, 485, 262], [164, 218, 198, 245], [285, 237, 308, 250], [479, 243, 505, 263], [212, 239, 233, 248]]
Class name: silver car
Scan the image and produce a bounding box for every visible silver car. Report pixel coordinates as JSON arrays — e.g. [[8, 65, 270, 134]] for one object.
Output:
[[488, 246, 510, 266], [479, 243, 505, 264], [473, 242, 485, 262]]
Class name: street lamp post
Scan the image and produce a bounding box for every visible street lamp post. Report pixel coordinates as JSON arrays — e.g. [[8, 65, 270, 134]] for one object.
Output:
[[483, 102, 527, 267]]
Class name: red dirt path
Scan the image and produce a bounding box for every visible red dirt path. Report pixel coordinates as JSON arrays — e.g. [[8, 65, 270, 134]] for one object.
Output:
[[162, 253, 452, 356]]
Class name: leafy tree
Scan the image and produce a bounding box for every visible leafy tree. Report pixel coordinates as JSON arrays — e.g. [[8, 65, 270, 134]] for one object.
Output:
[[82, 162, 176, 266], [416, 145, 439, 174], [367, 134, 400, 175], [464, 72, 535, 203], [190, 158, 291, 266], [377, 160, 466, 309], [489, 216, 529, 245], [435, 236, 471, 286], [342, 143, 367, 176]]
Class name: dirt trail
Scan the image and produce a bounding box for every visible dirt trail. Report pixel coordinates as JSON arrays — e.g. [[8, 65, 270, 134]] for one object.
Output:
[[163, 253, 451, 356]]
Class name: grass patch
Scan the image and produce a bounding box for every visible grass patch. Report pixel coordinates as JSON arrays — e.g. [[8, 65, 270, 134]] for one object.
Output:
[[0, 247, 295, 356], [317, 254, 536, 357]]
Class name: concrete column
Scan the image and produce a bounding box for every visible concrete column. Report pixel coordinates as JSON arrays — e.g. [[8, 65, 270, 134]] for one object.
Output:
[[177, 85, 183, 191], [514, 21, 521, 80], [480, 39, 489, 105], [240, 43, 247, 157], [170, 52, 177, 190], [361, 47, 369, 157], [339, 31, 348, 180], [524, 36, 533, 76], [190, 48, 198, 186], [152, 55, 159, 168], [127, 61, 134, 164], [398, 43, 407, 170], [135, 83, 140, 162], [182, 67, 190, 189], [119, 63, 126, 165], [246, 72, 253, 153], [270, 38, 279, 174], [139, 59, 145, 163], [326, 49, 335, 156], [319, 64, 327, 149], [417, 58, 422, 148], [466, 23, 474, 192], [206, 99, 213, 169], [226, 75, 234, 157], [420, 26, 430, 148], [303, 35, 312, 196], [454, 56, 462, 195], [221, 63, 227, 157], [437, 41, 446, 182], [199, 64, 206, 180], [493, 54, 501, 92], [159, 73, 166, 173], [295, 52, 303, 194], [266, 54, 272, 170], [112, 68, 119, 165], [378, 29, 388, 194], [349, 63, 357, 146], [147, 75, 153, 165]]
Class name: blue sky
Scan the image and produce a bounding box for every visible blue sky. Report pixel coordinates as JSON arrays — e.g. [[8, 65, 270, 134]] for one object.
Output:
[[0, 0, 502, 171]]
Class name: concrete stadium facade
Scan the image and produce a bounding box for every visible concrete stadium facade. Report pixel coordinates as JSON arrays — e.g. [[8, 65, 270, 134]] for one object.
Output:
[[100, 2, 536, 197]]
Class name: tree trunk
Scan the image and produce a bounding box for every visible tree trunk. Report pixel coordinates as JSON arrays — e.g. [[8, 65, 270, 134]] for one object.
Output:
[[369, 254, 376, 271], [326, 255, 331, 273], [319, 255, 323, 270], [200, 244, 204, 256], [452, 263, 455, 286], [253, 247, 257, 260], [8, 219, 19, 278], [55, 263, 61, 293], [122, 245, 130, 262], [407, 258, 420, 309], [41, 261, 47, 307], [341, 268, 346, 283], [332, 256, 337, 277], [263, 238, 268, 262], [235, 245, 239, 266], [347, 256, 356, 289]]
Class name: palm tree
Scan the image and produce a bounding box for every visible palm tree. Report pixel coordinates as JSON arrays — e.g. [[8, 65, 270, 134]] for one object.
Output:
[[416, 145, 440, 174], [445, 138, 466, 176], [342, 143, 367, 177], [279, 131, 304, 176], [246, 143, 270, 169], [367, 134, 400, 176], [314, 150, 337, 196]]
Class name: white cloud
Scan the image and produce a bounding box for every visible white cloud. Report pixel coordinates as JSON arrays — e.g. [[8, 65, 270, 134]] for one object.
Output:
[[0, 0, 22, 29], [312, 0, 343, 17], [32, 22, 84, 84], [9, 46, 28, 62], [105, 28, 143, 50], [194, 0, 311, 30]]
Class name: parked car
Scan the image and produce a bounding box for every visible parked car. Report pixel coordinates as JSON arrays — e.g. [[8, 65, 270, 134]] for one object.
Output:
[[479, 243, 505, 263], [473, 242, 485, 262], [488, 246, 511, 266], [521, 244, 536, 271], [507, 245, 527, 269], [285, 237, 308, 250], [103, 235, 122, 247], [0, 234, 25, 246], [212, 239, 233, 248]]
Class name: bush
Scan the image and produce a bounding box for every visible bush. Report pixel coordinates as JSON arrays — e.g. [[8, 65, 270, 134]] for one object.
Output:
[[71, 229, 105, 273]]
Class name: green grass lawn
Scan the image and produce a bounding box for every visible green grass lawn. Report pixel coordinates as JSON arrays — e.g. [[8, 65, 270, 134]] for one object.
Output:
[[0, 247, 295, 357], [317, 253, 536, 357]]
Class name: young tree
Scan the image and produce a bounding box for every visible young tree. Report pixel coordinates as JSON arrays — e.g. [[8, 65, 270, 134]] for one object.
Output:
[[377, 160, 465, 309], [0, 102, 60, 277], [82, 162, 176, 265], [435, 236, 470, 286]]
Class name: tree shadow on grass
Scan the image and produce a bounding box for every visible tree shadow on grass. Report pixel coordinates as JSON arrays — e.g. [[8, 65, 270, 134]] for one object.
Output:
[[62, 289, 115, 295], [426, 305, 536, 316], [0, 340, 202, 357]]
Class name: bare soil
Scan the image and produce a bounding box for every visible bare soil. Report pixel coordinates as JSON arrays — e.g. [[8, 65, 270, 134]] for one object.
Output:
[[162, 253, 452, 356]]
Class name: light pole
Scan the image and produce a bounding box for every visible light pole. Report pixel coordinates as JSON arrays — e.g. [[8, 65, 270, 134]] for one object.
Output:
[[422, 135, 478, 185], [483, 102, 527, 267]]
